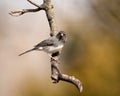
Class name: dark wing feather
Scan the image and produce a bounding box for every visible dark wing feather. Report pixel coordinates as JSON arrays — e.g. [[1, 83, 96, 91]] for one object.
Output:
[[34, 39, 54, 48]]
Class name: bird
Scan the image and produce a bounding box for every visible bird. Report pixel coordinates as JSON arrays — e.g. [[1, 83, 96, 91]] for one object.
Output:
[[19, 31, 66, 56]]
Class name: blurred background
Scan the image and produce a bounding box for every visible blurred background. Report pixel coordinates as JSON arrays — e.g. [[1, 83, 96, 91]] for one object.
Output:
[[0, 0, 120, 96]]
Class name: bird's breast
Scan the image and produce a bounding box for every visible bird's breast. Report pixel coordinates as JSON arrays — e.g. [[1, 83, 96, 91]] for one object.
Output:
[[44, 45, 64, 53]]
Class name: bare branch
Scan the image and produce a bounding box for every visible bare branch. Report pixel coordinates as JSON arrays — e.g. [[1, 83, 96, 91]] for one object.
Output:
[[59, 74, 83, 92], [9, 8, 43, 16], [51, 58, 83, 92], [43, 0, 51, 3], [27, 0, 41, 8], [9, 0, 57, 36], [10, 0, 83, 93], [43, 0, 57, 36]]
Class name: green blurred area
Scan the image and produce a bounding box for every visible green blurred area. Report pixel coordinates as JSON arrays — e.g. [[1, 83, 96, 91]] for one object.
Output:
[[0, 0, 120, 96]]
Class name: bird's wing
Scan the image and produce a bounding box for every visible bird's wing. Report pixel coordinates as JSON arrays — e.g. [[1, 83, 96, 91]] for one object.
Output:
[[34, 39, 54, 48]]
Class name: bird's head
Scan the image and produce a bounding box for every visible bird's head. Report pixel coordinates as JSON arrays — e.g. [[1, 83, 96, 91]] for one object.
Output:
[[56, 31, 67, 42]]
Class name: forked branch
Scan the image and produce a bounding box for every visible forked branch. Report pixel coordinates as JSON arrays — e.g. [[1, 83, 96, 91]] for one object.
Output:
[[9, 7, 43, 16], [10, 0, 83, 93], [9, 0, 57, 36]]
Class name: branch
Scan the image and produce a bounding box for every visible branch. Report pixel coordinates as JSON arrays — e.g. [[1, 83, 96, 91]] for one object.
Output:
[[10, 0, 83, 93], [59, 74, 83, 93], [9, 7, 43, 16], [9, 0, 57, 36], [43, 0, 57, 36], [27, 0, 40, 8], [51, 57, 83, 92]]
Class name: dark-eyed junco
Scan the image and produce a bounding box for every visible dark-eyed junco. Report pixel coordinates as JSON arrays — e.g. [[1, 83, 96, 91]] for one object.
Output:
[[19, 31, 66, 56]]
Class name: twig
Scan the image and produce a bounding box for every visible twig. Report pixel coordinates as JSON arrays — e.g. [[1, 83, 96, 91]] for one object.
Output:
[[10, 0, 83, 93], [9, 7, 43, 16], [9, 0, 57, 36], [27, 0, 41, 8]]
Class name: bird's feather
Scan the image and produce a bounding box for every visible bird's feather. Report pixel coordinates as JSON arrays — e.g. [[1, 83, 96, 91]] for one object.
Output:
[[19, 48, 37, 56], [34, 39, 54, 48]]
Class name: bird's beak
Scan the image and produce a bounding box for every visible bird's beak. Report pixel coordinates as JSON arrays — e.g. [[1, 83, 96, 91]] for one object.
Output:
[[61, 33, 64, 36]]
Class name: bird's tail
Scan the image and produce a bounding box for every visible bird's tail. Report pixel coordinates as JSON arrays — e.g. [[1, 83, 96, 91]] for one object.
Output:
[[19, 48, 36, 56]]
